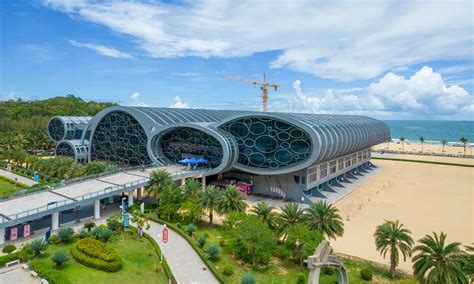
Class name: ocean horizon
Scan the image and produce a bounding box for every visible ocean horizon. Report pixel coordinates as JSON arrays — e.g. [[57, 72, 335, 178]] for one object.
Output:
[[382, 120, 474, 144]]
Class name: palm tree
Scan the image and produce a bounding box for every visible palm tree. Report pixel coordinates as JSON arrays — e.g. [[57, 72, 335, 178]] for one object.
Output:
[[304, 200, 344, 240], [419, 136, 425, 153], [29, 238, 48, 257], [412, 232, 468, 283], [278, 203, 304, 239], [441, 140, 448, 153], [374, 220, 414, 278], [386, 137, 392, 151], [251, 201, 276, 229], [217, 186, 247, 214], [459, 137, 468, 156], [145, 169, 173, 199], [399, 137, 405, 151], [198, 185, 221, 225], [183, 179, 202, 201]]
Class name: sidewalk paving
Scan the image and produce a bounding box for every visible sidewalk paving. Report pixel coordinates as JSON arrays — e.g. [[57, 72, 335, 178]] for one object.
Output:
[[0, 169, 36, 186], [145, 221, 218, 284]]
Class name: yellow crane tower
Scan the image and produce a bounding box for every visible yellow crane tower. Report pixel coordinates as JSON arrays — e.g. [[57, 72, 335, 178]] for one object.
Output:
[[223, 73, 278, 112]]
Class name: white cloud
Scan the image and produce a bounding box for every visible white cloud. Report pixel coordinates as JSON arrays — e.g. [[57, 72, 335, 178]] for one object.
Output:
[[130, 92, 149, 107], [131, 92, 139, 100], [169, 96, 189, 109], [43, 0, 473, 81], [68, 40, 133, 59], [1, 91, 32, 101], [270, 66, 473, 118], [438, 64, 473, 75]]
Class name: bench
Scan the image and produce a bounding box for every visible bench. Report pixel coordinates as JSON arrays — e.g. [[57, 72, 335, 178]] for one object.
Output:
[[30, 271, 38, 278], [41, 279, 49, 284], [5, 259, 20, 267], [22, 264, 29, 270]]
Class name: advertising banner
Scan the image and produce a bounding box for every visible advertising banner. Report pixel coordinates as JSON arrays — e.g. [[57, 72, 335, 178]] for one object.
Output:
[[23, 224, 30, 237], [10, 227, 18, 241]]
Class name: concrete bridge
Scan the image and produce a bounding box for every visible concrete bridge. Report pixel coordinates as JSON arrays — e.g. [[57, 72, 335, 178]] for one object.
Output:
[[0, 165, 205, 245]]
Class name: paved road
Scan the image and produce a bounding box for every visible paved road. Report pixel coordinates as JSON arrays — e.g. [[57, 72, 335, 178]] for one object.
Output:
[[0, 169, 36, 186], [0, 266, 40, 284], [145, 221, 218, 284]]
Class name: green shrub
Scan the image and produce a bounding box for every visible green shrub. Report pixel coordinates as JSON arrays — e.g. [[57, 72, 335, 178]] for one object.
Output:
[[297, 273, 306, 284], [206, 244, 219, 260], [106, 215, 122, 232], [0, 251, 21, 266], [240, 272, 255, 284], [219, 238, 226, 247], [322, 266, 335, 275], [187, 223, 197, 236], [98, 228, 113, 242], [83, 221, 96, 232], [2, 244, 16, 254], [29, 259, 72, 284], [360, 267, 373, 281], [70, 237, 122, 272], [29, 238, 48, 257], [57, 227, 74, 242], [51, 250, 69, 269], [273, 246, 293, 260], [78, 229, 89, 239], [197, 235, 207, 248], [47, 234, 58, 244], [222, 263, 234, 276], [203, 232, 210, 238]]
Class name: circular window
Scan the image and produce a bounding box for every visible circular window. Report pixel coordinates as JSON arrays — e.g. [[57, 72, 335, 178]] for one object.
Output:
[[290, 140, 310, 154], [274, 149, 293, 164], [249, 122, 266, 135], [255, 135, 278, 153], [249, 152, 266, 166]]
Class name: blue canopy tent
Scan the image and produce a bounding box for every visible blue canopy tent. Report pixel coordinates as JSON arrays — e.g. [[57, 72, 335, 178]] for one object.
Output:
[[197, 157, 208, 164], [179, 158, 191, 164]]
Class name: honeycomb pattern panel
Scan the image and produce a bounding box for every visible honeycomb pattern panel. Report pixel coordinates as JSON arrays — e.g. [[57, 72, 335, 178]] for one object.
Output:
[[220, 117, 311, 169], [56, 142, 75, 158], [155, 127, 224, 168], [91, 111, 150, 166], [48, 118, 65, 142]]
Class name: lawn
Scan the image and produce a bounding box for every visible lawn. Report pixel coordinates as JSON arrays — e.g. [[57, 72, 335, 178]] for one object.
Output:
[[0, 179, 25, 196], [190, 223, 417, 284], [34, 231, 169, 284]]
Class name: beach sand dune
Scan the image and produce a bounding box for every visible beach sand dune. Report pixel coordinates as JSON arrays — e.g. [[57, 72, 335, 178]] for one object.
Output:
[[332, 158, 473, 272]]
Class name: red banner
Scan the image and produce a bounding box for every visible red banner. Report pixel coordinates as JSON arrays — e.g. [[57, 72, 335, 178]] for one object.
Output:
[[10, 227, 18, 241], [163, 227, 168, 243], [23, 224, 30, 237]]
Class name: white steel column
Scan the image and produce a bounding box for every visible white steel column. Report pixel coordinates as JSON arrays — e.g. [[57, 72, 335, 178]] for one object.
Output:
[[52, 211, 59, 231], [0, 227, 5, 245], [128, 192, 134, 207], [94, 200, 100, 219], [201, 176, 206, 189], [181, 178, 186, 188]]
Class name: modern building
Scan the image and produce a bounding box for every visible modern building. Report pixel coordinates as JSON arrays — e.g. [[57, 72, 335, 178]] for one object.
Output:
[[48, 106, 390, 204]]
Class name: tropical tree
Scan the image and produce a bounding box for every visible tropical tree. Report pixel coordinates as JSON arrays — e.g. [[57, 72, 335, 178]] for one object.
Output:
[[412, 232, 468, 283], [386, 137, 392, 151], [250, 201, 276, 230], [29, 238, 48, 257], [399, 137, 405, 151], [459, 137, 469, 156], [374, 220, 414, 278], [304, 200, 344, 240], [51, 250, 69, 269], [183, 179, 202, 201], [285, 224, 324, 266], [130, 209, 150, 238], [441, 140, 448, 153], [419, 136, 425, 153], [217, 186, 247, 214], [145, 169, 173, 199], [278, 203, 305, 239], [198, 185, 221, 225]]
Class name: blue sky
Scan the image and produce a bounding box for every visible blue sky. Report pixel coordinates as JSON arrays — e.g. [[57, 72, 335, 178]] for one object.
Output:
[[1, 0, 473, 120]]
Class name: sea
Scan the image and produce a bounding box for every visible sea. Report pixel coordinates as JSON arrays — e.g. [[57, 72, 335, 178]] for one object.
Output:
[[383, 120, 474, 145]]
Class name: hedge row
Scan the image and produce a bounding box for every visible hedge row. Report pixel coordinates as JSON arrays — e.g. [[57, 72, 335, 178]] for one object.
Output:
[[0, 175, 29, 189], [131, 227, 177, 284], [29, 259, 72, 284], [75, 237, 120, 262], [147, 216, 225, 284], [0, 245, 33, 266], [371, 157, 474, 168], [70, 238, 122, 272]]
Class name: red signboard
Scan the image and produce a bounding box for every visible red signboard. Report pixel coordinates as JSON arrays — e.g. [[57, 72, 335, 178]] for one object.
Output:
[[162, 227, 168, 243], [23, 224, 30, 237]]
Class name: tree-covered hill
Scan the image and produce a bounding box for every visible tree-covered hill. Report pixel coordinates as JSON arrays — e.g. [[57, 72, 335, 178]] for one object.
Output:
[[0, 95, 115, 150]]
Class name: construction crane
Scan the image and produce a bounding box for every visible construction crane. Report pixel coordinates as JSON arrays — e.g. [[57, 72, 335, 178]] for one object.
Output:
[[223, 73, 278, 112]]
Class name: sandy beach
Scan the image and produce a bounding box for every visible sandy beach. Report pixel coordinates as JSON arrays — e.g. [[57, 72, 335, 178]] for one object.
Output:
[[372, 141, 473, 157], [332, 157, 473, 272]]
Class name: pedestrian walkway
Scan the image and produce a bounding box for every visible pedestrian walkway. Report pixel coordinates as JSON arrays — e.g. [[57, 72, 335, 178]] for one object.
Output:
[[0, 169, 35, 186], [145, 221, 218, 284], [0, 266, 41, 284]]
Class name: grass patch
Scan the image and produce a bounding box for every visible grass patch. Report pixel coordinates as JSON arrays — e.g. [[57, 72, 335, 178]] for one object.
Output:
[[33, 231, 169, 284], [149, 216, 417, 284], [0, 178, 28, 197]]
